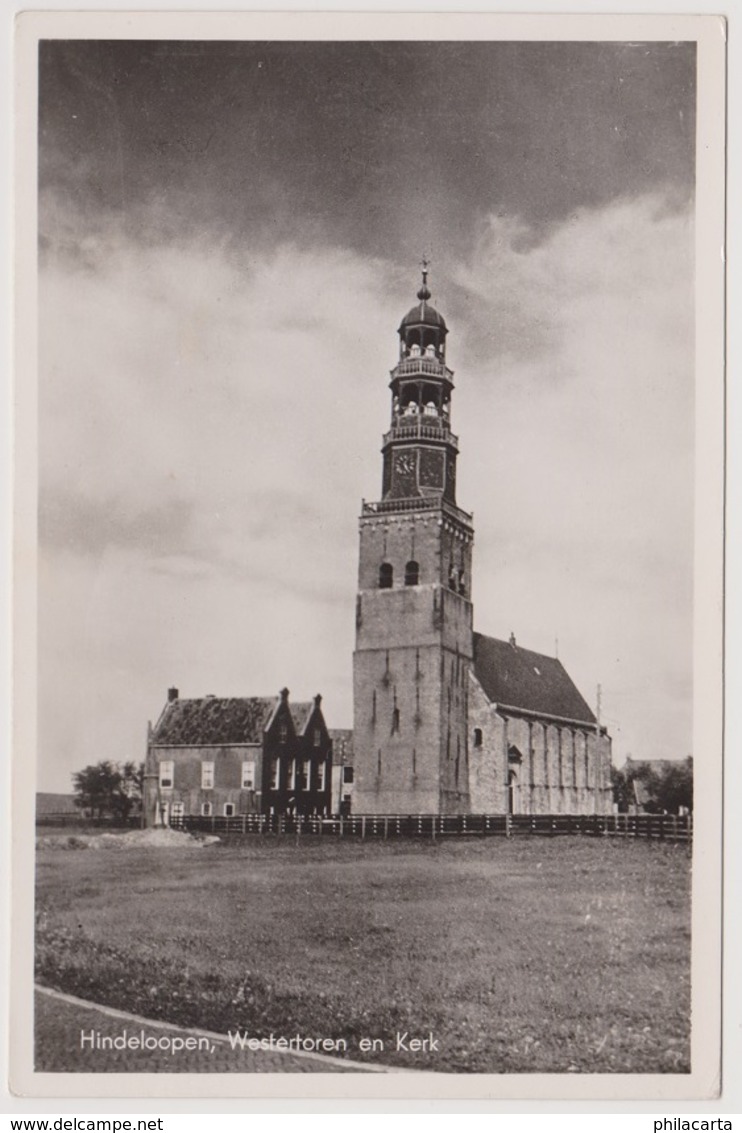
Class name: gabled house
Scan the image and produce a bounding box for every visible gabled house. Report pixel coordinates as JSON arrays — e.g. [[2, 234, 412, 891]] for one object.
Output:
[[144, 687, 332, 826]]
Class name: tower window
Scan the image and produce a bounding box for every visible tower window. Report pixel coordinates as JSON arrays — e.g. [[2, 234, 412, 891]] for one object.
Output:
[[458, 570, 466, 596], [473, 728, 483, 748], [404, 560, 419, 586], [391, 706, 400, 734], [379, 562, 393, 589]]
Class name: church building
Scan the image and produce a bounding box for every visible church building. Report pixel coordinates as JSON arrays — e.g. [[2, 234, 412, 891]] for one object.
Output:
[[353, 272, 613, 816]]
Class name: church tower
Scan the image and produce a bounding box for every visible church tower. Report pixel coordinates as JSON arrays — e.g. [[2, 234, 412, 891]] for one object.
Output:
[[353, 271, 474, 814]]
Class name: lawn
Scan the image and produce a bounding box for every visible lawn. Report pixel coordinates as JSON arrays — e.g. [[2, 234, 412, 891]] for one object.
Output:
[[35, 834, 691, 1073]]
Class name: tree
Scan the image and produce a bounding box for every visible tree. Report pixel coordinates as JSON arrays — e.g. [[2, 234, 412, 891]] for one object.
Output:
[[611, 756, 693, 814], [72, 760, 144, 820]]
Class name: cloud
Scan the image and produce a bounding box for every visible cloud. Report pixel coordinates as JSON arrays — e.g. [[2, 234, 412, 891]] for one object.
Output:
[[453, 194, 694, 763], [37, 191, 694, 789]]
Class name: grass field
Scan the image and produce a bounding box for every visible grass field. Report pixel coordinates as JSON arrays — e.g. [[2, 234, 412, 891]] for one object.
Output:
[[35, 834, 691, 1073]]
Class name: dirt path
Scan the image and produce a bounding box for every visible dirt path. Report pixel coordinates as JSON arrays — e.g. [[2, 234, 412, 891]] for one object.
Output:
[[34, 987, 381, 1074]]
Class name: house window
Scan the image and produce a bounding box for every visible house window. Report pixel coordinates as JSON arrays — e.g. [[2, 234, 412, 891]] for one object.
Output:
[[170, 801, 184, 820], [270, 758, 280, 790], [343, 766, 354, 784], [279, 723, 288, 743], [241, 760, 256, 790], [313, 728, 322, 747], [201, 801, 212, 817], [287, 759, 296, 791], [201, 761, 214, 790], [159, 760, 174, 789], [404, 560, 419, 586], [473, 728, 483, 749], [317, 762, 326, 792], [223, 803, 235, 818], [379, 562, 393, 589], [302, 760, 311, 791]]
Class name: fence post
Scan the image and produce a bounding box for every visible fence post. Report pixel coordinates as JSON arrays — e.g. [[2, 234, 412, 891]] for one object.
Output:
[[505, 812, 511, 839], [383, 817, 388, 840], [361, 815, 366, 840]]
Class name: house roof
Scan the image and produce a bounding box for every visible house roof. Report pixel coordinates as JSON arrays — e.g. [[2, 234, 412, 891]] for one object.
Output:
[[36, 792, 78, 815], [329, 729, 354, 766], [472, 633, 596, 725], [151, 696, 278, 746]]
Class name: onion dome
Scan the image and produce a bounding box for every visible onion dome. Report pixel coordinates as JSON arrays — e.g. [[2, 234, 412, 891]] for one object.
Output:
[[398, 268, 448, 336]]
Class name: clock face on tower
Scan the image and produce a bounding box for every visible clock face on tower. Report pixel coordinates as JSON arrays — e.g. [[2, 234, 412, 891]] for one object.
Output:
[[395, 452, 415, 475]]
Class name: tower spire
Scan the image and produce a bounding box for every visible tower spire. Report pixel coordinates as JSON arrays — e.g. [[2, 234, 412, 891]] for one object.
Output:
[[418, 257, 431, 302]]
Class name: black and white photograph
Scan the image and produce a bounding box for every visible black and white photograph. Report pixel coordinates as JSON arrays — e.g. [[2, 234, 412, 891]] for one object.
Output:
[[11, 12, 725, 1101]]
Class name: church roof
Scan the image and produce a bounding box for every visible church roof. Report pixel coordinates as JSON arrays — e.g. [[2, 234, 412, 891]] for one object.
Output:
[[151, 696, 278, 746], [472, 633, 596, 725]]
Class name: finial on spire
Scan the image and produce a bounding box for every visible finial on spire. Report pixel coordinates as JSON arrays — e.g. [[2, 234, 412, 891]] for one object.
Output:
[[417, 256, 431, 302]]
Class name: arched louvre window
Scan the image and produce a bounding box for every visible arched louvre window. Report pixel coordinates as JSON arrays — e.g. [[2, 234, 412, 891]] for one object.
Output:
[[404, 560, 419, 586], [379, 562, 393, 589]]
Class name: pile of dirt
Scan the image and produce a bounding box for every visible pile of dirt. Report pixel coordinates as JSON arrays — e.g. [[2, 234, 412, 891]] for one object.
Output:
[[36, 828, 220, 851]]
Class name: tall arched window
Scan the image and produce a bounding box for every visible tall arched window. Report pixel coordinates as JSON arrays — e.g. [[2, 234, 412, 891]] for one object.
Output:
[[404, 560, 419, 586], [379, 562, 393, 589]]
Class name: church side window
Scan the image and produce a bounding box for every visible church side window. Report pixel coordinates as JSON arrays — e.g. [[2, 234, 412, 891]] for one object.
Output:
[[201, 761, 214, 790], [223, 802, 235, 818], [201, 801, 212, 817], [241, 760, 256, 790], [159, 760, 174, 789], [379, 562, 393, 589], [404, 560, 419, 586]]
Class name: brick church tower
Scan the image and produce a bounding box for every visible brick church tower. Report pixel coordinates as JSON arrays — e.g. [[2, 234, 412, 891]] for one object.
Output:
[[353, 271, 474, 814]]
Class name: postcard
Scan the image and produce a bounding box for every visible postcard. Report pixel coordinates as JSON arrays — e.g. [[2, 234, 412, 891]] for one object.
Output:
[[11, 11, 726, 1103]]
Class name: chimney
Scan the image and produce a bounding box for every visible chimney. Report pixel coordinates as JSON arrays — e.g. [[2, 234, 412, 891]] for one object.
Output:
[[509, 632, 516, 648], [168, 687, 179, 702]]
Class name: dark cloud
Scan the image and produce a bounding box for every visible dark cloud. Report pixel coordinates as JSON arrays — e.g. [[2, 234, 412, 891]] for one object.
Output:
[[39, 40, 695, 267]]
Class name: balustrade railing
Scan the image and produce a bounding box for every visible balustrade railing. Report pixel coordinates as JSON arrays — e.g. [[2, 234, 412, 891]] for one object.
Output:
[[382, 421, 459, 447], [391, 357, 453, 380], [361, 496, 473, 524]]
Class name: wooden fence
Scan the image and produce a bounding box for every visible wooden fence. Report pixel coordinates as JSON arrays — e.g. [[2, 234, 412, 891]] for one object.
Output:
[[168, 811, 692, 843]]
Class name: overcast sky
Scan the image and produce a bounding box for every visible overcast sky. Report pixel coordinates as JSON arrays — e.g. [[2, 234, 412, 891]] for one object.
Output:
[[37, 39, 696, 792]]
